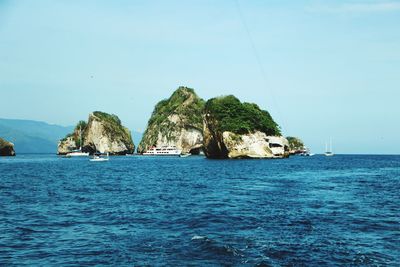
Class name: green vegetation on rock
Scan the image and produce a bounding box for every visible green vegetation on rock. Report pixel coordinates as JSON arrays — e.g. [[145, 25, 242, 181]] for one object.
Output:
[[93, 111, 121, 126], [147, 87, 204, 128], [74, 120, 87, 147], [76, 120, 87, 130], [287, 136, 305, 151], [204, 95, 281, 135], [60, 120, 87, 147]]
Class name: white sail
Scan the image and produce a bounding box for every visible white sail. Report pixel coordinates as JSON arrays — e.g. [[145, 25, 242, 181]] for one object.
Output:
[[325, 138, 334, 156]]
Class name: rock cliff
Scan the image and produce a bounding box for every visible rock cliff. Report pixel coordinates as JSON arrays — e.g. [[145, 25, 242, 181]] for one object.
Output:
[[83, 112, 134, 154], [203, 95, 289, 159], [137, 87, 205, 154], [58, 112, 134, 155], [0, 138, 16, 156]]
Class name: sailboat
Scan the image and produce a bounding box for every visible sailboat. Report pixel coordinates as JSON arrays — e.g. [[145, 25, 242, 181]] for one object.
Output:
[[66, 126, 89, 157], [325, 139, 334, 157]]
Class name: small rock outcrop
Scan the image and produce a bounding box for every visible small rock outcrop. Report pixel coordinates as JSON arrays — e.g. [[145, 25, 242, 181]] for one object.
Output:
[[57, 121, 87, 154], [0, 138, 16, 156], [203, 95, 289, 159], [287, 136, 306, 155], [58, 112, 134, 155], [137, 87, 205, 154]]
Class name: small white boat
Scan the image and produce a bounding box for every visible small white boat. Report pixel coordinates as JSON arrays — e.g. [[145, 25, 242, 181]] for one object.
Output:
[[90, 152, 109, 162], [143, 146, 181, 156], [180, 153, 191, 158]]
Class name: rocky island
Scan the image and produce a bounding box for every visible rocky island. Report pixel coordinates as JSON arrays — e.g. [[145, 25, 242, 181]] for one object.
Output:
[[0, 138, 16, 156], [137, 87, 205, 154], [203, 95, 289, 159], [287, 136, 306, 155], [58, 111, 134, 155]]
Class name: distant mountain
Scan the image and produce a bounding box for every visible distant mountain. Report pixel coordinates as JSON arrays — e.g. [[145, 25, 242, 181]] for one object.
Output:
[[0, 118, 73, 153], [0, 118, 143, 154]]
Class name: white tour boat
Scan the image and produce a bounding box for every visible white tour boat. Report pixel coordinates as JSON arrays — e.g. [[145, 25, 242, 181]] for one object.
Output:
[[143, 146, 182, 156]]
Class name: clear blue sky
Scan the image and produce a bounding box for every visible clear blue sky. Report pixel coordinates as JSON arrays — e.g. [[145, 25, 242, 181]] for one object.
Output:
[[0, 0, 399, 154]]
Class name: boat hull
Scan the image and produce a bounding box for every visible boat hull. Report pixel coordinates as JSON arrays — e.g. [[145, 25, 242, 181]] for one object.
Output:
[[142, 146, 182, 156], [89, 158, 109, 162], [142, 153, 181, 156], [66, 152, 89, 157]]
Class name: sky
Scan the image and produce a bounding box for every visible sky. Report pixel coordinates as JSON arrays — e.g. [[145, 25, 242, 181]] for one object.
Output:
[[0, 0, 399, 154]]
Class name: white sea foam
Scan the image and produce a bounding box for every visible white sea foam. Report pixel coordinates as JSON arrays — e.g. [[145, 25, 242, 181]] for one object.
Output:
[[191, 235, 206, 240]]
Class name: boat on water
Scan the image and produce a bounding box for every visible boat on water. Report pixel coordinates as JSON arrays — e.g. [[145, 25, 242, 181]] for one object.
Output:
[[299, 147, 314, 157], [66, 150, 89, 157], [325, 139, 334, 156], [180, 153, 191, 158], [90, 152, 109, 162], [143, 146, 181, 156], [66, 126, 89, 157]]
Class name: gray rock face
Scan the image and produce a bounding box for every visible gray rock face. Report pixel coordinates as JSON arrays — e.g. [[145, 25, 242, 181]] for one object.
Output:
[[57, 136, 77, 155], [0, 138, 16, 156], [82, 113, 134, 155], [203, 125, 289, 159], [222, 132, 289, 158]]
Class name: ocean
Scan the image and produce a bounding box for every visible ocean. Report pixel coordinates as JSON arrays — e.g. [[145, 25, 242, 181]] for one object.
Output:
[[0, 154, 399, 266]]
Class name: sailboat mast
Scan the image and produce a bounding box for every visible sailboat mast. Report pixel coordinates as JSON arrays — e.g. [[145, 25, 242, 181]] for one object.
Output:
[[79, 125, 82, 150]]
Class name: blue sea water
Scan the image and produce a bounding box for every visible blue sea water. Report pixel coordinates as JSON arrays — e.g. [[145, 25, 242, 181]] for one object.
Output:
[[0, 154, 399, 266]]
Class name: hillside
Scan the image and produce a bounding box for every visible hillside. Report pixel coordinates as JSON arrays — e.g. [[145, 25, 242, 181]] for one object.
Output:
[[0, 118, 73, 153]]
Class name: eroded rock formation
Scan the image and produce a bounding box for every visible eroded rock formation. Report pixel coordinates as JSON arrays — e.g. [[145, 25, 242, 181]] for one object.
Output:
[[57, 112, 134, 155], [137, 87, 204, 154], [203, 95, 289, 159]]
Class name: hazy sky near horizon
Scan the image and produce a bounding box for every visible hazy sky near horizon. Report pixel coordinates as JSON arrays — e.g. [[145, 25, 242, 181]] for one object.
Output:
[[0, 0, 399, 153]]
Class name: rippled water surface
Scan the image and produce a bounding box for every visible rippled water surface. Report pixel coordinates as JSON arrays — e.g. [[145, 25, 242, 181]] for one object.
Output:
[[1, 154, 399, 266]]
